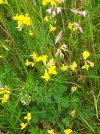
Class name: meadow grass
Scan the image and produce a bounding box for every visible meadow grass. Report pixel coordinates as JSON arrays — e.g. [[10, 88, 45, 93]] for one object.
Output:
[[0, 0, 100, 134]]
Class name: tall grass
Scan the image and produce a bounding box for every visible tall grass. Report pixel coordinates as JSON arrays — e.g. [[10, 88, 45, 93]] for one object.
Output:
[[0, 0, 100, 134]]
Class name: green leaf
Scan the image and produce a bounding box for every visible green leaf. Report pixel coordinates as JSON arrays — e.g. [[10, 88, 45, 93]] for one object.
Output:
[[32, 115, 39, 124]]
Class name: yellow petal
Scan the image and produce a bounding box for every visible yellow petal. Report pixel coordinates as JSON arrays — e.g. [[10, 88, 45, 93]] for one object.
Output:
[[48, 66, 57, 75], [64, 129, 72, 134], [81, 62, 89, 70], [82, 51, 90, 60], [49, 25, 56, 32], [44, 15, 49, 21], [41, 70, 50, 81], [20, 123, 27, 129], [25, 60, 31, 66], [70, 61, 77, 71], [61, 64, 69, 71], [24, 113, 32, 121]]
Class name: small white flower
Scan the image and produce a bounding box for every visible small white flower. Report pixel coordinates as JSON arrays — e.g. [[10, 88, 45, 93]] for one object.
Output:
[[46, 6, 62, 17]]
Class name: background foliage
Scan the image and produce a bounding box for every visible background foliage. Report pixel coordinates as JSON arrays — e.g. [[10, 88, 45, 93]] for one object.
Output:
[[0, 0, 100, 134]]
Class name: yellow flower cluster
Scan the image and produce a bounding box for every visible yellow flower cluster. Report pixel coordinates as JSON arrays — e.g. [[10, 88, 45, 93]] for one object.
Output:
[[41, 65, 57, 82], [81, 51, 94, 70], [25, 52, 57, 82], [0, 86, 10, 104], [25, 50, 94, 82], [12, 14, 30, 30], [25, 51, 79, 82], [26, 52, 48, 66], [0, 0, 7, 4], [20, 112, 32, 129], [60, 51, 94, 72]]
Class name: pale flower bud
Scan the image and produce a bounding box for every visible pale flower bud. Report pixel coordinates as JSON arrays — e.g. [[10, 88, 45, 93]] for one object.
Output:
[[71, 9, 87, 17]]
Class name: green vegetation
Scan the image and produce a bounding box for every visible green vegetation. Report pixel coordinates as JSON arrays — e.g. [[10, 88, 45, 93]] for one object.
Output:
[[0, 0, 100, 134]]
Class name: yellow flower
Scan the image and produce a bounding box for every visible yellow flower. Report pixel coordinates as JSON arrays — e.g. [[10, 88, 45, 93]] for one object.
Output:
[[0, 86, 10, 103], [61, 64, 69, 71], [41, 70, 50, 81], [48, 66, 57, 75], [0, 86, 10, 94], [24, 113, 32, 121], [1, 94, 9, 103], [70, 61, 77, 71], [71, 86, 77, 93], [0, 0, 7, 4], [42, 0, 56, 6], [36, 55, 48, 66], [30, 52, 38, 61], [25, 60, 31, 66], [42, 0, 49, 6], [68, 22, 73, 29], [64, 129, 72, 134], [49, 24, 56, 32], [70, 110, 76, 117], [81, 50, 94, 70], [20, 122, 27, 129], [0, 0, 4, 4], [29, 31, 33, 36], [81, 64, 89, 70], [12, 14, 30, 29], [68, 22, 77, 31], [44, 15, 49, 22], [48, 129, 55, 134], [0, 90, 5, 94], [81, 61, 89, 70], [82, 51, 90, 60], [50, 0, 56, 6]]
